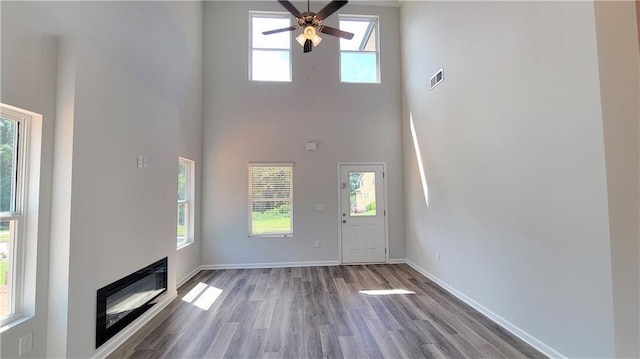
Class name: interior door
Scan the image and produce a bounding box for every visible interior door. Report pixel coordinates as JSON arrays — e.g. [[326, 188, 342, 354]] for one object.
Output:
[[340, 164, 386, 264]]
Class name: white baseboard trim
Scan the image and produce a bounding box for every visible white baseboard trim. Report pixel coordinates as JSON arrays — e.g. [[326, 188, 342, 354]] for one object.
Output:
[[201, 260, 340, 270], [405, 259, 566, 359], [388, 258, 407, 264], [177, 266, 203, 288], [92, 291, 178, 359]]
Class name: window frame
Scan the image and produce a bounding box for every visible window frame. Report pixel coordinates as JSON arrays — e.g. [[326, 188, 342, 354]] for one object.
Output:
[[249, 11, 293, 82], [338, 14, 381, 84], [0, 106, 29, 327], [248, 163, 294, 237], [177, 157, 195, 249]]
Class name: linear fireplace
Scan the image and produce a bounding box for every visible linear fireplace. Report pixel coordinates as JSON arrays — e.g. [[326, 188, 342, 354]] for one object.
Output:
[[96, 257, 167, 348]]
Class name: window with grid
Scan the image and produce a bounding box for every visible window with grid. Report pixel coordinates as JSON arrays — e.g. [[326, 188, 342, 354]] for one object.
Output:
[[178, 157, 195, 248], [0, 106, 27, 325], [248, 164, 293, 237], [250, 12, 292, 82], [339, 15, 380, 83]]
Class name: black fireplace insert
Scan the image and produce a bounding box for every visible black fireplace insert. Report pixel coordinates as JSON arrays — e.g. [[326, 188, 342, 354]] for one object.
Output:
[[96, 257, 167, 348]]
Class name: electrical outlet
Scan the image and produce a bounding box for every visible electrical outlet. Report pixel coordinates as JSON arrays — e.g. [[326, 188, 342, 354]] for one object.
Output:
[[436, 252, 441, 262], [19, 332, 32, 357], [314, 241, 320, 248]]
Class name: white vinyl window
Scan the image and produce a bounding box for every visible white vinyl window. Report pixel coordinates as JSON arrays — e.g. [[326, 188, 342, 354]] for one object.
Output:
[[248, 163, 293, 237], [339, 15, 380, 83], [0, 106, 29, 326], [177, 157, 195, 248], [250, 12, 292, 82]]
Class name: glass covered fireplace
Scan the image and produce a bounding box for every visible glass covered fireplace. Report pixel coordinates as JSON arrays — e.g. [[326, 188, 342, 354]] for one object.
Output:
[[96, 257, 167, 348]]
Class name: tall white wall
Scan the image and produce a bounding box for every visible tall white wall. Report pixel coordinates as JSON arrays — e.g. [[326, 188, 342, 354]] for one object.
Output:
[[0, 2, 203, 357], [63, 41, 179, 357], [202, 1, 404, 266], [594, 1, 640, 357], [400, 1, 618, 357], [0, 28, 58, 359]]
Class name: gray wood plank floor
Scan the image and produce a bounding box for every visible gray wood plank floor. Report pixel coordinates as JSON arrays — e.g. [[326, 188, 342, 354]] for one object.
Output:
[[108, 264, 546, 359]]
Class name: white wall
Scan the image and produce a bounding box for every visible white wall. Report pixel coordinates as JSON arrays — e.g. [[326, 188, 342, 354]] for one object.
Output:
[[0, 28, 58, 359], [594, 1, 640, 357], [1, 2, 203, 357], [202, 1, 404, 266], [400, 1, 618, 357], [61, 40, 179, 357]]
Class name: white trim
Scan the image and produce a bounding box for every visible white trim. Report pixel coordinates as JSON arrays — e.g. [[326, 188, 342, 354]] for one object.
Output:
[[337, 162, 389, 264], [247, 162, 294, 168], [248, 164, 294, 237], [177, 266, 202, 289], [92, 291, 178, 359], [0, 104, 41, 327], [249, 11, 292, 83], [405, 259, 566, 359], [388, 258, 406, 264], [201, 260, 339, 270], [177, 157, 195, 248], [338, 14, 381, 84]]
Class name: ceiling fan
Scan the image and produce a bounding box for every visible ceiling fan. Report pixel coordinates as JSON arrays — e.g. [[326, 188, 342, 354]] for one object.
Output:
[[262, 0, 355, 53]]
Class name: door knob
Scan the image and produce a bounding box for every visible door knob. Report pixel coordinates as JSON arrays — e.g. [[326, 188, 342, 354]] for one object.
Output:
[[342, 220, 347, 223]]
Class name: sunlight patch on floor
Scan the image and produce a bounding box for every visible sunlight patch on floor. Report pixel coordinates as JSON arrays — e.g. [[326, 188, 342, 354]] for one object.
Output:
[[182, 282, 223, 311], [359, 289, 416, 296]]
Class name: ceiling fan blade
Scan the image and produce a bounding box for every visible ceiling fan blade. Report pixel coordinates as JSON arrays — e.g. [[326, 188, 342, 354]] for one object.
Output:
[[277, 0, 301, 18], [319, 26, 354, 40], [304, 39, 313, 53], [315, 0, 348, 21], [262, 26, 299, 35]]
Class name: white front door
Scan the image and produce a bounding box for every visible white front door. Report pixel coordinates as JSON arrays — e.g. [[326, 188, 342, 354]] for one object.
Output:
[[339, 164, 386, 264]]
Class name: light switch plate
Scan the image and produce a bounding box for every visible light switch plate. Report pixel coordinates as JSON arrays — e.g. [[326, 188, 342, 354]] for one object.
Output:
[[19, 332, 32, 357]]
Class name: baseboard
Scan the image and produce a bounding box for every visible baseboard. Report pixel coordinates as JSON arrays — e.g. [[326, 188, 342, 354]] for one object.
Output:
[[201, 260, 340, 270], [388, 258, 407, 264], [177, 266, 202, 288], [92, 291, 178, 359], [405, 259, 566, 359]]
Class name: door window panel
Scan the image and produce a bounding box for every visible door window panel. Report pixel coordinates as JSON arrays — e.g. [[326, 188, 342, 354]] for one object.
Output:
[[349, 171, 376, 216]]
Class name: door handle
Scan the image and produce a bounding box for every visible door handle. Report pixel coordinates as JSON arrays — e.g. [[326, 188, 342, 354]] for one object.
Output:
[[342, 220, 347, 224]]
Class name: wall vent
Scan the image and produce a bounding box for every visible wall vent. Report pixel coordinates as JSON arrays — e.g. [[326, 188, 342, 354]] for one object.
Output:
[[430, 68, 444, 89]]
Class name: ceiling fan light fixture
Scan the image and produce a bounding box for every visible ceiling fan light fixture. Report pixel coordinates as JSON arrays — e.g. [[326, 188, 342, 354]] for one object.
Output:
[[312, 34, 323, 47], [303, 25, 316, 39], [263, 0, 353, 53], [296, 26, 322, 48]]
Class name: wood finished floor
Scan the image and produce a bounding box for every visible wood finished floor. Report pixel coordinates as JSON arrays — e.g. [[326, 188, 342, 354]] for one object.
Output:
[[109, 264, 546, 359]]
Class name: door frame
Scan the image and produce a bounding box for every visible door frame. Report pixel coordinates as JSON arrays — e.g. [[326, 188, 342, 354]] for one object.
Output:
[[337, 162, 390, 264]]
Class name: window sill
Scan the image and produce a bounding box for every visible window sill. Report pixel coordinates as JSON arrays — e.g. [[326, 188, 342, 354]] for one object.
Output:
[[340, 80, 381, 85], [0, 315, 33, 334], [248, 234, 294, 238], [177, 241, 194, 250]]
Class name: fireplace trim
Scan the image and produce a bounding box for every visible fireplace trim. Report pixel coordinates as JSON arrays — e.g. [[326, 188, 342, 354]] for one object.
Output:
[[96, 257, 168, 348]]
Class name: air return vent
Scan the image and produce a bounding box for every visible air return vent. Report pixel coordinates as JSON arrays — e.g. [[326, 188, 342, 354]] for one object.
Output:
[[430, 68, 444, 89]]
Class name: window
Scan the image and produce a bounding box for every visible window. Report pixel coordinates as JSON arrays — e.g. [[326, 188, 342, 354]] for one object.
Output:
[[250, 12, 292, 82], [177, 157, 195, 248], [248, 164, 293, 237], [0, 106, 29, 325], [339, 15, 380, 83], [349, 171, 376, 216]]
